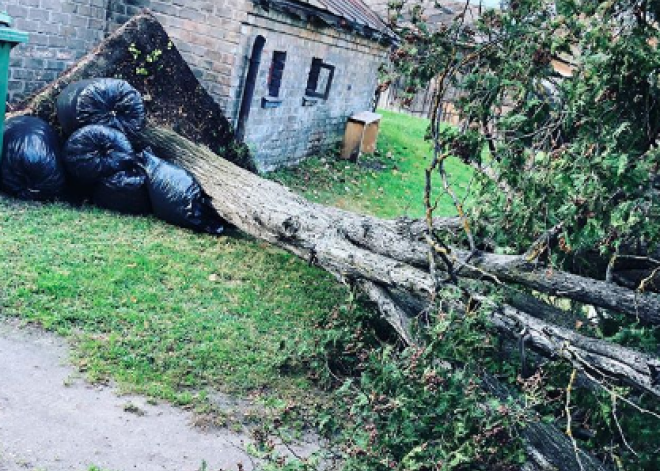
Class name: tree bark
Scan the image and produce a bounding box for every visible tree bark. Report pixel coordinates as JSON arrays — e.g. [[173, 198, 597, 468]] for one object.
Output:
[[481, 373, 612, 471], [464, 253, 660, 325], [490, 301, 660, 398]]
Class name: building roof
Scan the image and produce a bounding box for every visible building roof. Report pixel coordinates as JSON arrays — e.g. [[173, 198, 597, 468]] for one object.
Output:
[[363, 0, 497, 32], [255, 0, 398, 44]]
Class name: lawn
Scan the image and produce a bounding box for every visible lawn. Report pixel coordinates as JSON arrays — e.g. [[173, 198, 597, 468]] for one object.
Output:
[[0, 199, 349, 406], [270, 109, 473, 218], [0, 110, 469, 411]]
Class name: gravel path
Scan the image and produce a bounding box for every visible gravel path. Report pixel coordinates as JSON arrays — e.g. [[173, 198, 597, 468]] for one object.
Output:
[[0, 319, 255, 471]]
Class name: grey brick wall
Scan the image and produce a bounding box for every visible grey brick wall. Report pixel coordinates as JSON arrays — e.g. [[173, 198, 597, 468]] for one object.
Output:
[[107, 0, 389, 170], [241, 8, 389, 171], [5, 0, 108, 102]]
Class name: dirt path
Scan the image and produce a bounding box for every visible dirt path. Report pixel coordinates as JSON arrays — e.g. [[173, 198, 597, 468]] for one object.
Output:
[[0, 319, 255, 471]]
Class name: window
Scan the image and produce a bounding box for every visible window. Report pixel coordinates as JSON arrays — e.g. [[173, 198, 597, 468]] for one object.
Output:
[[268, 51, 287, 98], [305, 58, 335, 100]]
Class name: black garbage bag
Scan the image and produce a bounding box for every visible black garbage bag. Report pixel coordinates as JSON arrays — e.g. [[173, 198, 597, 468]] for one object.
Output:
[[57, 78, 146, 137], [93, 168, 151, 215], [0, 116, 66, 200], [63, 125, 137, 186], [141, 149, 224, 234]]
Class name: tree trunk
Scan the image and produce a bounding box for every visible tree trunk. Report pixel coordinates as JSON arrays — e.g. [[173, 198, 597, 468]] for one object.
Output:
[[481, 373, 612, 471], [491, 301, 660, 397], [141, 126, 660, 399], [139, 126, 660, 314]]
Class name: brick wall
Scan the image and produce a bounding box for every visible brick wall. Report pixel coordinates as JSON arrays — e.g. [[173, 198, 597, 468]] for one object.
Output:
[[108, 0, 389, 170], [240, 8, 389, 171], [5, 0, 108, 102]]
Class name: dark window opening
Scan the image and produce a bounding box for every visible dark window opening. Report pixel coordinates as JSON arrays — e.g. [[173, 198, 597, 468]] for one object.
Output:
[[306, 58, 335, 100], [268, 51, 287, 98]]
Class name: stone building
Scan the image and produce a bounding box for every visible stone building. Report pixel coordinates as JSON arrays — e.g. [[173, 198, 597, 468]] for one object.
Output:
[[4, 0, 396, 171]]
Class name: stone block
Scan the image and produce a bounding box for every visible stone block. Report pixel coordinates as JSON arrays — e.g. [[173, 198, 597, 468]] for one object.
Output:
[[24, 58, 45, 69], [61, 3, 78, 14], [6, 4, 28, 18], [179, 8, 206, 22], [28, 7, 51, 21], [8, 80, 25, 92], [150, 2, 180, 17]]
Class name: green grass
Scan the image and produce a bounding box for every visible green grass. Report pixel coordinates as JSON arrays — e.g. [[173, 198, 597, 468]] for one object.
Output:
[[270, 109, 473, 218], [0, 198, 352, 405]]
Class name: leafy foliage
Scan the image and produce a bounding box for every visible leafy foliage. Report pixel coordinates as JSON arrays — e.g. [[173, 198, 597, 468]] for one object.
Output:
[[382, 1, 660, 469], [328, 314, 525, 471], [390, 0, 660, 257], [258, 292, 529, 470]]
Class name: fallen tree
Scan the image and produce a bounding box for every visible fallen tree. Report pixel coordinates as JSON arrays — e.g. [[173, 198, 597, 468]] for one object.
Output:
[[144, 126, 634, 471], [143, 126, 660, 402], [16, 11, 659, 470]]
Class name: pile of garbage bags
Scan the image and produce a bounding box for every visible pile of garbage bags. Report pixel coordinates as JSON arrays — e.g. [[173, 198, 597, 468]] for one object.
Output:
[[0, 78, 224, 234]]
